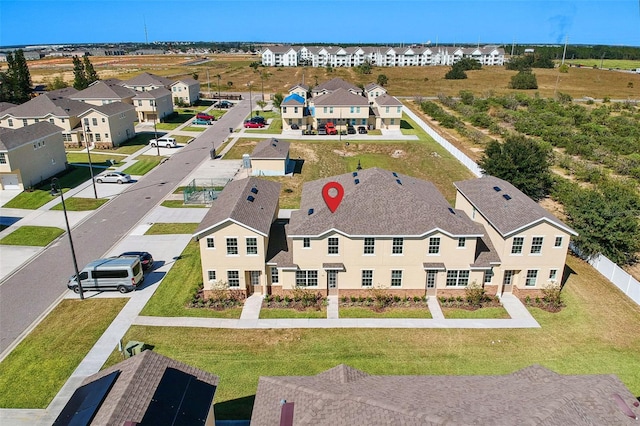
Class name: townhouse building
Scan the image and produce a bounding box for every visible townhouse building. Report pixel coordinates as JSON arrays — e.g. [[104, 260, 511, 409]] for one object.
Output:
[[68, 79, 137, 106], [132, 87, 173, 122], [262, 44, 505, 68], [195, 169, 574, 299], [170, 78, 201, 106], [0, 121, 66, 190]]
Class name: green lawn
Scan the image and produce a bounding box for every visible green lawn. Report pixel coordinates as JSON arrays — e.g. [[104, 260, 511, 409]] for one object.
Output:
[[140, 241, 238, 318], [106, 256, 640, 420], [66, 152, 121, 167], [0, 299, 127, 408], [160, 200, 208, 208], [182, 126, 207, 132], [121, 155, 162, 176], [259, 307, 327, 319], [339, 306, 433, 318], [0, 226, 64, 246], [92, 135, 150, 155], [51, 197, 108, 211], [175, 135, 194, 144], [441, 306, 510, 319], [2, 166, 99, 209], [145, 223, 199, 235]]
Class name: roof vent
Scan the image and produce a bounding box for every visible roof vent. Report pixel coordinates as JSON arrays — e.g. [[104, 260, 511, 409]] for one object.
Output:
[[307, 208, 314, 215], [493, 186, 501, 192], [247, 195, 255, 202], [503, 194, 511, 200], [272, 143, 277, 147], [392, 172, 398, 177], [352, 172, 358, 177], [354, 179, 360, 185], [448, 207, 456, 214], [396, 179, 402, 185], [251, 187, 258, 194]]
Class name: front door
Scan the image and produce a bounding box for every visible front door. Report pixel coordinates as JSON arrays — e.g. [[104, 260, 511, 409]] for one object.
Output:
[[426, 270, 437, 296], [327, 270, 338, 296], [502, 270, 514, 294], [248, 271, 261, 295]]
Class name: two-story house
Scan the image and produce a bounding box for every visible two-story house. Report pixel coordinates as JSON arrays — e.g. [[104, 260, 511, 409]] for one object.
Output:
[[309, 88, 370, 131], [68, 79, 136, 106], [193, 177, 281, 298], [170, 78, 201, 106], [131, 88, 173, 122], [371, 94, 403, 130], [280, 93, 307, 131], [0, 121, 66, 190]]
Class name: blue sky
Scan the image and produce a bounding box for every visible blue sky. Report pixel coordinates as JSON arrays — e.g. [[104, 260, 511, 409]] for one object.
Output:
[[1, 0, 639, 47]]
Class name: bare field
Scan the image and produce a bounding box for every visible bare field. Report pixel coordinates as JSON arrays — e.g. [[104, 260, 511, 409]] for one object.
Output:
[[22, 54, 640, 99]]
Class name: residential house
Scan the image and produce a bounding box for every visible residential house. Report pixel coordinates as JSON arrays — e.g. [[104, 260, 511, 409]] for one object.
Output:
[[195, 168, 575, 298], [364, 83, 386, 104], [281, 93, 307, 131], [311, 77, 362, 98], [132, 87, 173, 122], [119, 72, 173, 92], [77, 102, 137, 148], [54, 350, 219, 426], [68, 79, 136, 106], [250, 364, 640, 425], [371, 94, 403, 130], [250, 138, 291, 176], [454, 175, 577, 296], [287, 83, 309, 101], [0, 121, 66, 190], [170, 78, 201, 106], [193, 177, 281, 297], [310, 88, 370, 131]]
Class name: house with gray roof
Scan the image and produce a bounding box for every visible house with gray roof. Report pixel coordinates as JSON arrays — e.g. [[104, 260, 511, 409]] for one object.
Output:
[[120, 72, 173, 92], [251, 364, 639, 425], [170, 78, 201, 106], [250, 138, 291, 176], [68, 80, 137, 106], [54, 350, 219, 426], [455, 175, 577, 296], [0, 121, 66, 190], [131, 87, 173, 122], [194, 177, 281, 297]]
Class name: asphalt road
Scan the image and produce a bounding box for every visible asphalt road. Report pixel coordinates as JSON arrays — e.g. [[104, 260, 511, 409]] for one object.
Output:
[[0, 96, 252, 354]]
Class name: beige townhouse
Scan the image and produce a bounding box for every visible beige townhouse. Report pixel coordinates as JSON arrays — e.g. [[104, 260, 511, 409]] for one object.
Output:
[[310, 88, 370, 131], [119, 72, 173, 92], [281, 93, 306, 131], [0, 121, 66, 190], [454, 176, 577, 297], [77, 103, 137, 148], [132, 88, 173, 122], [170, 78, 201, 106], [372, 94, 403, 130], [193, 177, 281, 298], [364, 83, 386, 104], [68, 79, 136, 106]]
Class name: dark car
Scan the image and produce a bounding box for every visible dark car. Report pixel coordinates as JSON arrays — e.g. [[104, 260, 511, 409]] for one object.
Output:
[[196, 112, 215, 121], [118, 251, 154, 271], [357, 126, 368, 134], [216, 100, 233, 108], [249, 116, 266, 124], [347, 126, 356, 134], [290, 123, 299, 130]]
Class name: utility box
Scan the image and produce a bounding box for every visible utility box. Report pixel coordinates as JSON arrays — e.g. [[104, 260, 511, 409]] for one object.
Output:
[[124, 341, 147, 358], [210, 148, 216, 159], [242, 153, 251, 169]]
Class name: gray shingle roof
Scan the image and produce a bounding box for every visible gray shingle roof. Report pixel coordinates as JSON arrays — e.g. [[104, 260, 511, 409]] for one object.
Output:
[[172, 78, 200, 87], [455, 175, 577, 237], [288, 168, 483, 237], [0, 121, 61, 151], [251, 138, 289, 160], [122, 72, 173, 88], [250, 364, 639, 425], [311, 88, 369, 107], [131, 87, 172, 99], [374, 93, 402, 106], [194, 177, 281, 239], [364, 83, 384, 92], [266, 221, 295, 267], [79, 101, 136, 118], [2, 94, 87, 118], [69, 80, 137, 100], [0, 102, 16, 113], [75, 350, 218, 426], [312, 77, 361, 94]]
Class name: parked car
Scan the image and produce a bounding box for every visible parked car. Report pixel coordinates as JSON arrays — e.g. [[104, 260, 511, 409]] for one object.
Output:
[[347, 125, 356, 134], [149, 136, 177, 148], [118, 251, 154, 271], [249, 116, 266, 125], [196, 112, 215, 121], [318, 127, 328, 135], [215, 100, 233, 108], [357, 126, 368, 134], [325, 122, 338, 135], [193, 118, 213, 125], [95, 171, 132, 184], [290, 123, 299, 130], [244, 121, 265, 128]]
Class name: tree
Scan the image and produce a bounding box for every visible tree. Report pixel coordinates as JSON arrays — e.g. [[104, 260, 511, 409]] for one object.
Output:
[[47, 75, 69, 90], [377, 74, 388, 86], [192, 72, 199, 80], [456, 58, 482, 71], [72, 55, 88, 90], [445, 65, 467, 80], [356, 61, 372, 75], [479, 135, 553, 201], [256, 100, 266, 111], [0, 49, 32, 104], [273, 92, 284, 109], [82, 54, 99, 85], [509, 70, 538, 89]]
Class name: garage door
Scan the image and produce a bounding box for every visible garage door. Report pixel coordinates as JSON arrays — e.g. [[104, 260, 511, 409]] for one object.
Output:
[[1, 174, 20, 190]]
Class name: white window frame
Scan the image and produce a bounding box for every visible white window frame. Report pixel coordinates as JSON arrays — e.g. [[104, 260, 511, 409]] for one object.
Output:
[[361, 270, 373, 287], [246, 237, 258, 255], [511, 237, 524, 254], [554, 236, 564, 248], [303, 237, 311, 248], [446, 270, 470, 287], [271, 267, 279, 283], [525, 270, 538, 286], [530, 236, 544, 255], [390, 270, 403, 287], [227, 270, 240, 287], [548, 269, 558, 281], [392, 237, 403, 255], [503, 270, 514, 285], [207, 270, 216, 282], [327, 237, 339, 255], [428, 237, 440, 255], [295, 270, 318, 287], [206, 237, 215, 249], [458, 237, 466, 248], [363, 237, 375, 255], [226, 237, 238, 255]]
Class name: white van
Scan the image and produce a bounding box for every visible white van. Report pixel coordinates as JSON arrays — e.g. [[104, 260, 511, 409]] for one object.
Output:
[[67, 257, 144, 294]]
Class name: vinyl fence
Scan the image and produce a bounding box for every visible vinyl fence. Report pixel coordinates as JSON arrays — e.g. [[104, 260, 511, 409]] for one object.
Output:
[[405, 105, 640, 306]]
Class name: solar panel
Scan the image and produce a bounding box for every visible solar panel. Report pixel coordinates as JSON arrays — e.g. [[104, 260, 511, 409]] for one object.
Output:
[[247, 195, 255, 202], [139, 368, 216, 426], [503, 194, 512, 200], [251, 187, 258, 194], [493, 186, 501, 192], [53, 371, 120, 426]]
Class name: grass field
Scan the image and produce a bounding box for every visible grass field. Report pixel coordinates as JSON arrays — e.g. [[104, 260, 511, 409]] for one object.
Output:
[[104, 257, 640, 420], [50, 197, 108, 211], [259, 308, 327, 319], [0, 299, 127, 408], [121, 155, 162, 176], [144, 223, 199, 235], [160, 200, 208, 208], [441, 306, 510, 319], [0, 225, 63, 246], [339, 306, 433, 318]]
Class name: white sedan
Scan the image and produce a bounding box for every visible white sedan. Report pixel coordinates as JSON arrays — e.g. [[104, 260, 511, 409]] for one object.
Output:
[[95, 171, 132, 184]]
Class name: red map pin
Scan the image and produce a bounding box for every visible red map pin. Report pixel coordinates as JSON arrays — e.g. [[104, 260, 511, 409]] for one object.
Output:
[[322, 181, 344, 213]]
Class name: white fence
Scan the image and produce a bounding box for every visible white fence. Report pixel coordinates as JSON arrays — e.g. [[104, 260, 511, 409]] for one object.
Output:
[[405, 105, 640, 306], [403, 107, 483, 177]]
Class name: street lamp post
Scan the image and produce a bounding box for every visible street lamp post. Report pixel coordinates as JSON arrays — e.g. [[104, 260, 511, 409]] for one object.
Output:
[[51, 177, 84, 300], [153, 102, 160, 156], [83, 125, 98, 199], [248, 83, 253, 117], [217, 74, 221, 103]]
